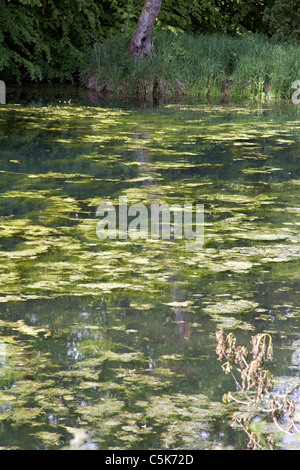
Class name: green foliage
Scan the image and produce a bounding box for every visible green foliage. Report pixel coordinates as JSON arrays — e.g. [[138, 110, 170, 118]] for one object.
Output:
[[158, 0, 270, 35], [83, 30, 300, 100], [263, 0, 300, 42], [0, 0, 299, 84], [0, 0, 106, 82]]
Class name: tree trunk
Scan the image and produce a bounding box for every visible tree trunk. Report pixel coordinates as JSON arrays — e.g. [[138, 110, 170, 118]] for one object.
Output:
[[129, 0, 162, 59]]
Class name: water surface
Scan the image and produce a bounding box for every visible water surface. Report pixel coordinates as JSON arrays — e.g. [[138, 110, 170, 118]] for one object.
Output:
[[0, 89, 299, 450]]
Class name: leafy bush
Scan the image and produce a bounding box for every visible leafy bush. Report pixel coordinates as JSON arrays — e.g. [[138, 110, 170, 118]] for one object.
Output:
[[159, 0, 269, 35], [0, 0, 105, 82], [0, 0, 299, 84], [263, 0, 300, 42]]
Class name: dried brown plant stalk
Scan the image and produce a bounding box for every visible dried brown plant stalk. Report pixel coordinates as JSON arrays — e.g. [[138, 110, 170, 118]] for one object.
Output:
[[216, 330, 300, 450]]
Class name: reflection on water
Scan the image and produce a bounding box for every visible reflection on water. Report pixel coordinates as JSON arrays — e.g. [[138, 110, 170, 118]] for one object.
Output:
[[0, 88, 299, 449], [133, 130, 191, 341]]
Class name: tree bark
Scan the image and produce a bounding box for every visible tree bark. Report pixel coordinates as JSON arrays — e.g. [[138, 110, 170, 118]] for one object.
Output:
[[129, 0, 162, 59]]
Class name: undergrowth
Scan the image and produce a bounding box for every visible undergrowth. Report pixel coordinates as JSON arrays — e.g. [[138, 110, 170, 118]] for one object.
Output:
[[82, 31, 300, 102]]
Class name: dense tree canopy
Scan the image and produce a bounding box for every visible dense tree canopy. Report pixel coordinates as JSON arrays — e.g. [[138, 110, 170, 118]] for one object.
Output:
[[0, 0, 299, 83]]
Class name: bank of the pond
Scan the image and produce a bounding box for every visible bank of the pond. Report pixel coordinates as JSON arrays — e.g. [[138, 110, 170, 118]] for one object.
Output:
[[82, 32, 300, 102]]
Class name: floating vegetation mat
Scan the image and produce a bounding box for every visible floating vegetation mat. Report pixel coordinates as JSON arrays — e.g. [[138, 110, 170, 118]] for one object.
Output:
[[0, 99, 299, 449]]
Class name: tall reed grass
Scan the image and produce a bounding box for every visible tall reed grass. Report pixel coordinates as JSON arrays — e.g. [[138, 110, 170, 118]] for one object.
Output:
[[82, 31, 300, 102]]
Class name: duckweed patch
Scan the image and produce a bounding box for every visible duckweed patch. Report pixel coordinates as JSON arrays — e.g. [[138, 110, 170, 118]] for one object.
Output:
[[0, 99, 299, 449]]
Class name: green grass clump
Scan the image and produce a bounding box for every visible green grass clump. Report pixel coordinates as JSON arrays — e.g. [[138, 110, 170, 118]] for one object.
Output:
[[82, 31, 300, 102]]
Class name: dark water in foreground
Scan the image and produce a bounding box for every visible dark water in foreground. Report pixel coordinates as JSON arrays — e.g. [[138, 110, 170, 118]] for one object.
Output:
[[0, 87, 299, 450]]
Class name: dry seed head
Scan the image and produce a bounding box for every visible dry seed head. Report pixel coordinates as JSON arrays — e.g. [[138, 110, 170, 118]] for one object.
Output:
[[216, 330, 226, 361]]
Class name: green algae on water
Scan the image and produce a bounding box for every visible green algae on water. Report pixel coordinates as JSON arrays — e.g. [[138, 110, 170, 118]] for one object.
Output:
[[0, 99, 299, 450]]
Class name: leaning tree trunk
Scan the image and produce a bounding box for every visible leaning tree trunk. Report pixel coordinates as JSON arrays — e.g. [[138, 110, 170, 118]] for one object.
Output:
[[129, 0, 162, 59]]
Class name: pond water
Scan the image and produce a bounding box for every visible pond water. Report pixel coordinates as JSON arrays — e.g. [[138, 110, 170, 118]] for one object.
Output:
[[0, 87, 299, 450]]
